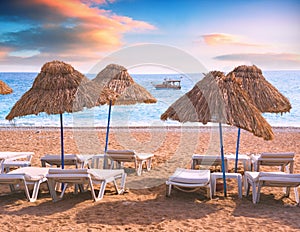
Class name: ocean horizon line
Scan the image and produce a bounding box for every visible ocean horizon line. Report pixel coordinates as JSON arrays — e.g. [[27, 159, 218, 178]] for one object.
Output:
[[1, 69, 300, 74]]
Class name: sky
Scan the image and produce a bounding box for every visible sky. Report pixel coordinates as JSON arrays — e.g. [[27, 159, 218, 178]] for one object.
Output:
[[0, 0, 299, 73]]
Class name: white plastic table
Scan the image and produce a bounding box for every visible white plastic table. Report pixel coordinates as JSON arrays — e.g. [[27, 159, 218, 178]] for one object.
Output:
[[211, 172, 243, 198]]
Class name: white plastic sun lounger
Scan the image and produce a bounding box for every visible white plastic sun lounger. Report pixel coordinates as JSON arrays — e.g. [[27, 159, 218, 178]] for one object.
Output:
[[251, 152, 295, 173], [0, 167, 49, 202], [41, 154, 94, 169], [46, 168, 126, 202], [166, 168, 212, 199], [2, 153, 33, 173], [244, 171, 300, 204], [0, 152, 34, 173], [191, 154, 228, 172], [106, 150, 154, 176]]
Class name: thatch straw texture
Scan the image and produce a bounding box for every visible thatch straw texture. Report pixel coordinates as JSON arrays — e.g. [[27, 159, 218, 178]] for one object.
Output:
[[93, 64, 127, 87], [229, 65, 291, 113], [92, 64, 157, 105], [109, 70, 157, 105], [6, 60, 115, 120], [0, 80, 13, 95], [161, 71, 274, 140]]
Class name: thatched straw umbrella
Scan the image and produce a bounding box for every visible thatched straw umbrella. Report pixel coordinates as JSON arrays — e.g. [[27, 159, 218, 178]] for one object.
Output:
[[161, 71, 274, 196], [229, 65, 291, 113], [0, 80, 13, 95], [228, 64, 291, 171], [6, 60, 116, 168], [91, 64, 157, 165]]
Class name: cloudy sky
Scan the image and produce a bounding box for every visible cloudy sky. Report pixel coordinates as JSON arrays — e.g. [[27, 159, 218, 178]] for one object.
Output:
[[0, 0, 299, 73]]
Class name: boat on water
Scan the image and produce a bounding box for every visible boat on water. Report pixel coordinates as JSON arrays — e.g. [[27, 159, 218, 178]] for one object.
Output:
[[153, 78, 181, 89]]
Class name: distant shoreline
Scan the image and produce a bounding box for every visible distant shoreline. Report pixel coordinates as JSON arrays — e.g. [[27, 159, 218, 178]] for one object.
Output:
[[0, 125, 299, 132]]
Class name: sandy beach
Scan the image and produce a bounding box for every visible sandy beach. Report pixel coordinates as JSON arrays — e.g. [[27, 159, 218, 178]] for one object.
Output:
[[0, 126, 299, 231]]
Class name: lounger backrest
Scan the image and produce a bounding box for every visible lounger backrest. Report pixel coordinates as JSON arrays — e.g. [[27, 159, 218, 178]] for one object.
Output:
[[192, 154, 228, 171], [258, 152, 295, 172], [106, 150, 136, 162], [41, 154, 78, 166], [260, 152, 294, 160]]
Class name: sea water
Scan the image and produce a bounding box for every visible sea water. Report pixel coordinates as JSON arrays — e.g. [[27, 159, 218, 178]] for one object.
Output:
[[0, 71, 299, 128]]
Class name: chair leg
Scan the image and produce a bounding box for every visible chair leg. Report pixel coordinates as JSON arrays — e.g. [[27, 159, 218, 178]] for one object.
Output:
[[255, 185, 261, 204], [211, 175, 216, 197], [249, 181, 257, 204], [59, 183, 68, 199], [96, 181, 107, 201], [244, 178, 249, 196], [207, 184, 212, 199], [294, 187, 299, 204], [146, 159, 152, 171], [166, 183, 172, 197], [23, 181, 32, 202], [237, 175, 242, 198], [113, 173, 126, 194], [89, 180, 98, 201], [48, 179, 59, 202], [30, 181, 42, 202], [137, 161, 143, 176]]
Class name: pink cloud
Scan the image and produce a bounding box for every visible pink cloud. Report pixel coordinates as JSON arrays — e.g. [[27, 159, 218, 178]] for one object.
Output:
[[202, 33, 263, 47], [0, 47, 13, 60], [30, 0, 156, 32], [3, 0, 157, 71]]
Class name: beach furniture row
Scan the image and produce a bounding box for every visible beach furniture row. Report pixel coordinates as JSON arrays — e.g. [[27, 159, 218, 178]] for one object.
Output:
[[166, 152, 299, 204], [0, 151, 299, 205]]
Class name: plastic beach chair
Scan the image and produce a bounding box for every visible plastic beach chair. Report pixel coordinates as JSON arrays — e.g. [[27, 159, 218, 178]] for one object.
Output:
[[106, 150, 154, 176], [46, 168, 126, 202], [166, 168, 212, 199], [0, 167, 49, 202], [251, 152, 295, 173], [244, 171, 300, 204]]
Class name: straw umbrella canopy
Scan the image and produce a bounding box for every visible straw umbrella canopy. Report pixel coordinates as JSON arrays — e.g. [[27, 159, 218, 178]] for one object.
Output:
[[91, 63, 157, 160], [0, 80, 13, 95], [6, 60, 116, 168], [161, 71, 274, 196], [228, 64, 291, 171], [229, 65, 291, 113]]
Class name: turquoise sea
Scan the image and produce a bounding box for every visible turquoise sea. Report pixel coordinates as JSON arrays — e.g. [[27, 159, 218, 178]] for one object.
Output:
[[0, 71, 299, 128]]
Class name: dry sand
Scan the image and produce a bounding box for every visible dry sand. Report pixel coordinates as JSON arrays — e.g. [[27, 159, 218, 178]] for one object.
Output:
[[0, 126, 299, 231]]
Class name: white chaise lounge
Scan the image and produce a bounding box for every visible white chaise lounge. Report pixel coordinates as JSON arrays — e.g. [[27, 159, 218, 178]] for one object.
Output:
[[106, 150, 154, 176], [0, 167, 49, 202], [166, 168, 212, 199], [244, 171, 300, 204], [251, 152, 295, 173], [46, 168, 126, 202]]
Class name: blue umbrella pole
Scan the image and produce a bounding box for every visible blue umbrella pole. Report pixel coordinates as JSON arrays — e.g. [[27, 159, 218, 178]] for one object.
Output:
[[60, 113, 64, 169], [104, 100, 112, 168], [235, 128, 241, 173], [219, 123, 227, 197]]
